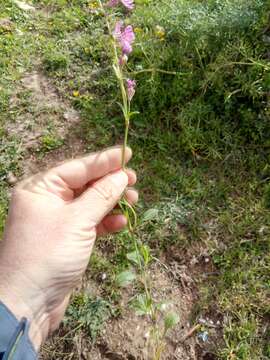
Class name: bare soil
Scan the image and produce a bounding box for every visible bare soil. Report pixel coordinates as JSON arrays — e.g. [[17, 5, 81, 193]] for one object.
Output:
[[6, 70, 85, 177]]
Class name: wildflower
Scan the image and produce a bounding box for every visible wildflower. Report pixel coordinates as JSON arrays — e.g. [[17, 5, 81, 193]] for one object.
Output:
[[126, 79, 136, 101], [134, 27, 142, 34], [113, 21, 123, 40], [155, 25, 165, 40], [88, 1, 99, 9], [106, 0, 134, 11], [113, 22, 135, 56], [73, 90, 80, 97], [121, 0, 134, 10]]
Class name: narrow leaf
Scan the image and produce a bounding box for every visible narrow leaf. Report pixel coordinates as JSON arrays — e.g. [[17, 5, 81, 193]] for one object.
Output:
[[164, 312, 180, 331], [127, 251, 142, 266]]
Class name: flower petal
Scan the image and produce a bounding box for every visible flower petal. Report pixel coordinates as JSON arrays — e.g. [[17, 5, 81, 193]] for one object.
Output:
[[106, 0, 120, 7], [120, 0, 134, 10], [113, 21, 123, 40], [126, 79, 136, 101], [123, 25, 135, 43], [121, 40, 133, 55]]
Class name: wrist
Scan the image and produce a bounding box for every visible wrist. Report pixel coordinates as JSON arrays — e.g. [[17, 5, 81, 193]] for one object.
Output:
[[0, 267, 50, 350]]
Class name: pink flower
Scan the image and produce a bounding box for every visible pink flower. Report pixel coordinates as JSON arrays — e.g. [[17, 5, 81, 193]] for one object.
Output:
[[113, 21, 123, 41], [121, 25, 135, 54], [107, 0, 134, 10], [126, 79, 136, 101], [113, 22, 135, 56], [121, 0, 134, 10]]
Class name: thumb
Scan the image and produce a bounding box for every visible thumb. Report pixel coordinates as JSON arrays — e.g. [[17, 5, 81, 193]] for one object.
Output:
[[71, 170, 128, 226]]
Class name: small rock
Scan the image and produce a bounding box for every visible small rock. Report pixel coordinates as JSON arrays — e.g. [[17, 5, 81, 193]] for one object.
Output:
[[101, 273, 107, 281], [6, 172, 18, 185], [63, 109, 79, 122], [14, 1, 36, 11], [198, 331, 209, 342], [144, 331, 150, 339]]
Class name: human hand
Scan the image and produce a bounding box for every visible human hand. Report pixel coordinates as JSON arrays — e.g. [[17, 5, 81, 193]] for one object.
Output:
[[0, 146, 137, 350]]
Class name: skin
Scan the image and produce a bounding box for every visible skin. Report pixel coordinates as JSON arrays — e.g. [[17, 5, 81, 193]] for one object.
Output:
[[0, 146, 138, 351]]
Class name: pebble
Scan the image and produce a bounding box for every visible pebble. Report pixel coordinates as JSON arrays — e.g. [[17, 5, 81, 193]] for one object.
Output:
[[197, 331, 209, 342], [101, 273, 107, 281], [6, 172, 18, 185]]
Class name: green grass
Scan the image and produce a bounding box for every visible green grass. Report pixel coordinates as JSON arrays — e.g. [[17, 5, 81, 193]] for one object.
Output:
[[0, 0, 269, 358]]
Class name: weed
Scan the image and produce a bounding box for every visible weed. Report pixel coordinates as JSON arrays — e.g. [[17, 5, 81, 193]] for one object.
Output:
[[39, 133, 64, 152], [65, 294, 112, 340]]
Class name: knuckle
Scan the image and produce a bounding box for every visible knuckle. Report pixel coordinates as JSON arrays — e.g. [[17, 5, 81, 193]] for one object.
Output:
[[93, 180, 118, 202]]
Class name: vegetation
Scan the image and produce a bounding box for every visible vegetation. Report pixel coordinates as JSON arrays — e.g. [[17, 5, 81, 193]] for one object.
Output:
[[0, 0, 269, 359]]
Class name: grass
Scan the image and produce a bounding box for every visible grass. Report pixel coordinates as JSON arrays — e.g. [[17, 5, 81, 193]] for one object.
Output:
[[0, 0, 269, 359]]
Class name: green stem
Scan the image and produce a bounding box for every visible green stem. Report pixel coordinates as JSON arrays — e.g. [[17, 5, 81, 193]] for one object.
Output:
[[98, 0, 130, 168], [130, 68, 185, 76], [122, 119, 129, 168]]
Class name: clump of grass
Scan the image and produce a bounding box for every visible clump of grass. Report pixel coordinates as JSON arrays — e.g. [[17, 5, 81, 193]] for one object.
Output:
[[43, 52, 69, 72], [39, 133, 64, 152], [65, 294, 112, 341]]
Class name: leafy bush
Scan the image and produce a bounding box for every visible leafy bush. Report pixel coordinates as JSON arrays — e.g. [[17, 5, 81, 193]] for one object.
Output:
[[127, 0, 270, 157]]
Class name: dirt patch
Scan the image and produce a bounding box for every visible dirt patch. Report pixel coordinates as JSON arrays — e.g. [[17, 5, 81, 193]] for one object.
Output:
[[41, 259, 221, 360], [94, 264, 197, 360], [6, 71, 86, 178], [7, 71, 79, 147]]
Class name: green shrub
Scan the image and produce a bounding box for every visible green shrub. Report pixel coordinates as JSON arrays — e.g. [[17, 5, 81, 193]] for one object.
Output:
[[127, 0, 270, 157], [43, 51, 69, 72]]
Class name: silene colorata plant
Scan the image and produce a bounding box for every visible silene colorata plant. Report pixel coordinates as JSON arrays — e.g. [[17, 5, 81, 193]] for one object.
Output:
[[95, 0, 180, 358]]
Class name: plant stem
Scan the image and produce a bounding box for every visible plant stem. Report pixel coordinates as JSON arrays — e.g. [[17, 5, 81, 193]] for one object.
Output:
[[97, 0, 129, 168], [122, 119, 129, 168], [98, 2, 165, 357]]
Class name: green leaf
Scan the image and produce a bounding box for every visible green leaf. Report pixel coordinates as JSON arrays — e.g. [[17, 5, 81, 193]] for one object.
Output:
[[129, 111, 140, 118], [140, 245, 151, 266], [141, 208, 159, 223], [116, 102, 126, 116], [127, 251, 142, 266], [116, 270, 136, 287], [132, 294, 152, 316], [164, 312, 180, 331]]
